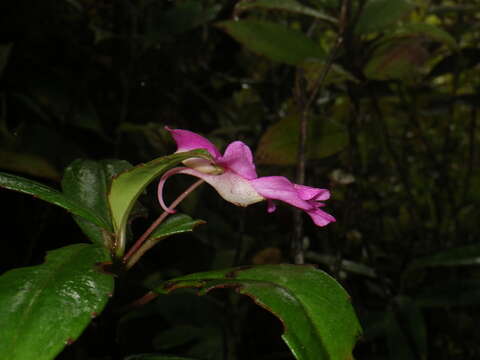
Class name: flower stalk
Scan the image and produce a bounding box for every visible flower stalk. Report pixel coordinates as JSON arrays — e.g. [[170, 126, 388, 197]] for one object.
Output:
[[124, 178, 204, 270]]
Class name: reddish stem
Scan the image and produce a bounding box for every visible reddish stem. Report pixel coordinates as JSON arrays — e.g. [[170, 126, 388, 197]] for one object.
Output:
[[123, 179, 204, 266]]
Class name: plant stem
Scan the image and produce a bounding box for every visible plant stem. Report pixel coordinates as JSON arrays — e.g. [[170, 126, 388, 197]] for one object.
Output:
[[291, 33, 343, 265], [123, 178, 204, 269]]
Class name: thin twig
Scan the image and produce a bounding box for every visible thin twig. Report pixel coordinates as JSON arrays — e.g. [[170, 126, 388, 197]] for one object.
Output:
[[293, 67, 308, 264], [291, 29, 344, 264], [461, 107, 477, 205]]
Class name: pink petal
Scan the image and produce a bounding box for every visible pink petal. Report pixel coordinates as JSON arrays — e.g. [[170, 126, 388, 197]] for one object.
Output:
[[306, 208, 336, 227], [250, 176, 312, 211], [218, 141, 258, 180], [171, 168, 264, 207], [294, 184, 330, 201], [267, 199, 276, 213], [166, 127, 221, 159]]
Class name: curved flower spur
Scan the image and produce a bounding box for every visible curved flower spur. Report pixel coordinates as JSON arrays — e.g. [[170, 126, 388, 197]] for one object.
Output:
[[158, 127, 336, 227]]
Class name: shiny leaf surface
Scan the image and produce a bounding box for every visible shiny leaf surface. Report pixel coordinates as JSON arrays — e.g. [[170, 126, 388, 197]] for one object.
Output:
[[155, 264, 361, 360], [0, 171, 109, 229], [0, 244, 114, 360], [148, 214, 206, 241], [62, 159, 132, 246]]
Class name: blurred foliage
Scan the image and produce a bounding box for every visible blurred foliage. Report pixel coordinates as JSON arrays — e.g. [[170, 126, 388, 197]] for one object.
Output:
[[1, 0, 480, 359]]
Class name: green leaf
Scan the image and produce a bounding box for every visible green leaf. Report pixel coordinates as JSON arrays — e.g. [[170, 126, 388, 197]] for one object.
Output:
[[364, 22, 457, 81], [256, 110, 348, 165], [0, 244, 114, 360], [0, 171, 110, 229], [156, 264, 362, 360], [146, 0, 221, 43], [428, 4, 478, 16], [235, 0, 337, 23], [130, 214, 206, 264], [62, 159, 132, 246], [394, 23, 457, 48], [216, 20, 326, 65], [355, 0, 414, 34], [148, 214, 206, 241], [108, 149, 212, 256], [408, 244, 480, 270], [364, 38, 429, 80], [301, 59, 360, 86]]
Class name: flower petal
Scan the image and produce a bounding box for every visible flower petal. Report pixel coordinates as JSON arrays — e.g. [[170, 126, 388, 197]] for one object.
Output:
[[252, 176, 336, 227], [218, 141, 258, 180], [267, 199, 276, 213], [250, 176, 312, 211], [294, 184, 330, 201], [306, 208, 336, 227], [175, 168, 264, 207], [166, 127, 221, 159]]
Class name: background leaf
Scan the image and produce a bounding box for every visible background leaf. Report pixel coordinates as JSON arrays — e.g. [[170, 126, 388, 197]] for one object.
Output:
[[394, 23, 457, 48], [0, 244, 114, 360], [364, 38, 429, 80], [146, 0, 221, 43], [216, 20, 326, 65], [0, 150, 61, 181], [408, 244, 480, 270], [415, 280, 480, 308], [235, 0, 337, 23], [156, 264, 362, 360], [355, 0, 414, 34], [256, 111, 348, 165], [385, 297, 427, 360]]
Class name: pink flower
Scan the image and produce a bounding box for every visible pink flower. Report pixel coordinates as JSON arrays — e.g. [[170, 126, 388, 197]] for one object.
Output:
[[158, 127, 335, 227]]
